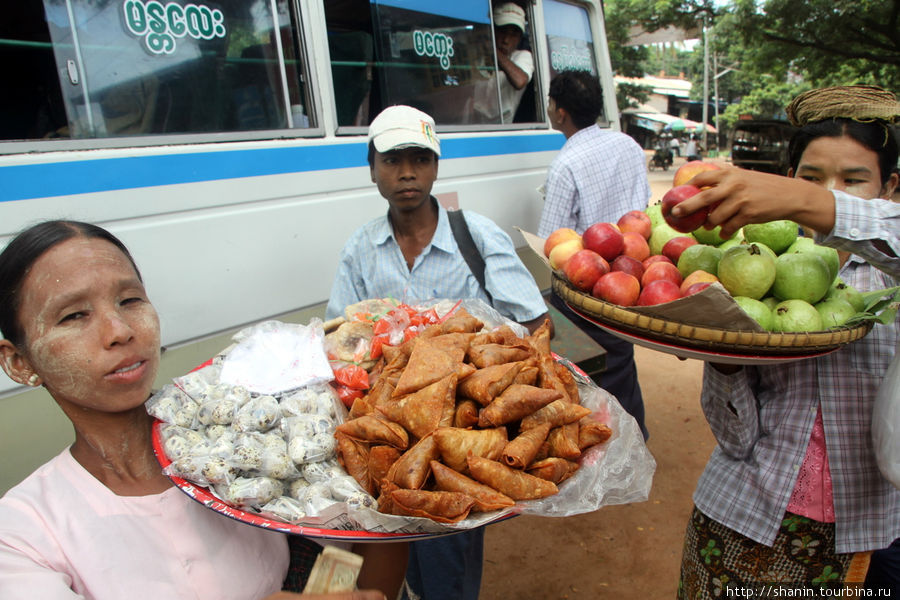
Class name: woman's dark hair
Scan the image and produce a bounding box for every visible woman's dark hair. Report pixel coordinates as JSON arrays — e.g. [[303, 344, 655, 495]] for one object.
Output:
[[548, 70, 604, 130], [788, 118, 899, 185], [0, 220, 141, 347]]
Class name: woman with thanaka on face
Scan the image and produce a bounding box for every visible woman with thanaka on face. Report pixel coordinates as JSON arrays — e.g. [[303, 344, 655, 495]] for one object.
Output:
[[0, 221, 401, 600], [669, 86, 900, 595]]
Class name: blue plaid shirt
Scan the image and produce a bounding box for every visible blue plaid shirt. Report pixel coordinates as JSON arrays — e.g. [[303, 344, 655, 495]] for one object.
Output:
[[538, 125, 651, 237], [694, 191, 900, 554], [325, 199, 547, 324]]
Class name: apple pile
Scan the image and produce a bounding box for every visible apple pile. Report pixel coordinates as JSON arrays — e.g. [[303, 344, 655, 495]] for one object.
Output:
[[544, 160, 866, 333]]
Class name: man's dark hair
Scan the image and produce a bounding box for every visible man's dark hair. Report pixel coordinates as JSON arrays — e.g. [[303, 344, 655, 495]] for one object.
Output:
[[548, 70, 604, 130]]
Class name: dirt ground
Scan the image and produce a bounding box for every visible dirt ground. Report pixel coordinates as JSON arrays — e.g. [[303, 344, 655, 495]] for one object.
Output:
[[480, 155, 724, 600]]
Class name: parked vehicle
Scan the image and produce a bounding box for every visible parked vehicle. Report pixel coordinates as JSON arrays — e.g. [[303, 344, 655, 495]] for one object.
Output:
[[730, 120, 798, 175]]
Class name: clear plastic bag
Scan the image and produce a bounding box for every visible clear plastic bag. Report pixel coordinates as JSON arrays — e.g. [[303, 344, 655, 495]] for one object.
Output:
[[233, 395, 282, 432], [873, 342, 900, 490], [145, 385, 199, 428]]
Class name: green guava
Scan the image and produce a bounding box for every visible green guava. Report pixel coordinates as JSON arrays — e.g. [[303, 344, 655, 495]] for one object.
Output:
[[772, 252, 832, 303], [761, 296, 779, 311], [648, 222, 684, 256], [771, 299, 824, 332], [815, 297, 857, 328], [717, 244, 777, 300], [733, 296, 773, 331], [645, 203, 665, 230], [692, 224, 733, 246], [783, 236, 841, 282], [677, 244, 723, 278], [825, 281, 865, 313], [718, 238, 742, 251], [743, 220, 799, 254]]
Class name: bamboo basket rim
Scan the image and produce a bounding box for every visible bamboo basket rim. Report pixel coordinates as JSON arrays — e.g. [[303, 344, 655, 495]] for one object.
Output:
[[552, 275, 873, 356]]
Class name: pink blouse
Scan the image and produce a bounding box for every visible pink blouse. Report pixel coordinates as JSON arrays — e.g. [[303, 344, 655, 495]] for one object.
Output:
[[787, 407, 835, 522]]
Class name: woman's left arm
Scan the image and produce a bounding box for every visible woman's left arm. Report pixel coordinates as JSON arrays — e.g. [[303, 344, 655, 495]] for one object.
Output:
[[351, 542, 408, 599]]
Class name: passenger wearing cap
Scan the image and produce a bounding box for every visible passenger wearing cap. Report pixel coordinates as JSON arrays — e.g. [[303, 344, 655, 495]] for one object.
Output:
[[472, 2, 534, 123], [325, 104, 552, 600]]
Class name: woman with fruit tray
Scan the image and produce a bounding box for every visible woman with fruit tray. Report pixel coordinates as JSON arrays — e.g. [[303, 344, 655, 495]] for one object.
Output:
[[0, 220, 400, 600], [669, 85, 900, 596]]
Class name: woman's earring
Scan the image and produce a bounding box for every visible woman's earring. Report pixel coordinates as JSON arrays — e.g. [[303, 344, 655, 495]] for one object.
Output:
[[27, 373, 40, 387]]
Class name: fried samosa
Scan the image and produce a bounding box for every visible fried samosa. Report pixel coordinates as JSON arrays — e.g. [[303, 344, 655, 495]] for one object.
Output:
[[466, 455, 558, 500], [477, 384, 562, 428], [376, 374, 456, 439], [335, 414, 409, 449], [453, 399, 480, 429], [335, 432, 372, 495], [393, 338, 464, 397], [467, 343, 532, 368], [433, 427, 507, 473], [438, 308, 484, 334], [519, 399, 592, 431], [578, 420, 613, 450], [368, 445, 401, 493], [430, 460, 515, 512], [547, 424, 582, 460], [526, 457, 580, 484], [457, 361, 523, 406], [513, 364, 540, 386], [385, 433, 440, 490], [527, 319, 552, 356], [501, 422, 552, 469], [389, 489, 475, 523]]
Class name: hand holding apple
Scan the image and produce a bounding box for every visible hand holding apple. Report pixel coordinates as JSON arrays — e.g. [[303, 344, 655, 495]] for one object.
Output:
[[661, 185, 713, 233]]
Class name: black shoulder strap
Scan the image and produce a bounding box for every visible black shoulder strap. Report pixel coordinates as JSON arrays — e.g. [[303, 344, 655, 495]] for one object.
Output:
[[447, 209, 494, 304]]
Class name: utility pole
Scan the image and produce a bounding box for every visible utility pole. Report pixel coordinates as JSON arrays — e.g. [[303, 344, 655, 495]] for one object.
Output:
[[701, 14, 709, 152], [713, 50, 719, 153]]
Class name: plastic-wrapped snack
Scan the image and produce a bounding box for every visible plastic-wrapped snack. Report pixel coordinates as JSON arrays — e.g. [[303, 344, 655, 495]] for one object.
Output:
[[233, 395, 281, 433], [232, 432, 266, 472], [207, 430, 236, 460], [258, 445, 302, 480], [223, 476, 284, 509], [260, 496, 307, 524], [283, 414, 335, 439], [280, 384, 342, 420], [197, 396, 240, 426], [296, 481, 337, 515], [283, 414, 337, 465], [158, 424, 200, 460], [167, 454, 236, 487], [345, 490, 378, 511], [288, 477, 312, 500], [328, 475, 369, 502], [205, 424, 231, 442], [174, 364, 222, 401], [145, 385, 199, 428], [301, 458, 342, 484]]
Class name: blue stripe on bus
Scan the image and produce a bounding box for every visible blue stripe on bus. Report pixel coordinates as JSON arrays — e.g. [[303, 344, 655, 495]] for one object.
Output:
[[1, 133, 564, 202]]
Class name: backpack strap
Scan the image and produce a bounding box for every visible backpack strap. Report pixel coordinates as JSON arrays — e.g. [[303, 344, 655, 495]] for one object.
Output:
[[447, 209, 494, 304]]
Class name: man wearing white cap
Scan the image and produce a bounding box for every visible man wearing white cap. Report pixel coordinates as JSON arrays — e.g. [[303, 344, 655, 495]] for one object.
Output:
[[473, 2, 534, 123], [326, 104, 552, 600]]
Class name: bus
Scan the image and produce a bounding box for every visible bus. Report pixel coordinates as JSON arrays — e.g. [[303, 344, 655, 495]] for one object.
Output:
[[0, 0, 620, 492]]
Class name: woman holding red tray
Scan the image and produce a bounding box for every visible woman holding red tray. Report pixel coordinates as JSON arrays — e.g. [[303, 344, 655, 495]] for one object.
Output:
[[0, 220, 402, 600]]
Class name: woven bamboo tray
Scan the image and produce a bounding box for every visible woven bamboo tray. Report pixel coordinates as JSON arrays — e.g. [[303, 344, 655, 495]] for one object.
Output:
[[552, 274, 873, 362]]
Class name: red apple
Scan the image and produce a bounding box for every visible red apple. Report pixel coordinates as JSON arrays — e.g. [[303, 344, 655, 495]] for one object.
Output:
[[642, 254, 674, 269], [683, 281, 714, 297], [616, 210, 652, 240], [582, 222, 625, 262], [622, 231, 651, 262], [548, 238, 583, 270], [641, 261, 683, 288], [661, 235, 698, 264], [543, 227, 581, 257], [680, 270, 719, 295], [563, 249, 610, 291], [661, 184, 712, 233], [673, 160, 721, 188], [637, 279, 682, 306], [592, 271, 641, 307], [610, 254, 644, 281]]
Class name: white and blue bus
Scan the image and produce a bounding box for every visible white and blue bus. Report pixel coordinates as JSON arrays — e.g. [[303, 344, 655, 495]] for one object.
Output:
[[0, 0, 620, 491]]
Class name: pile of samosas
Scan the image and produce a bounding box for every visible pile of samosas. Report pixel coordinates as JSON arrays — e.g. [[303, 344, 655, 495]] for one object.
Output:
[[334, 307, 612, 524]]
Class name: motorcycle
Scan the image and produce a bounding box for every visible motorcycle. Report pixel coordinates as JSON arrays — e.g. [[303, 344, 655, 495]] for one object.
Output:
[[649, 146, 673, 171]]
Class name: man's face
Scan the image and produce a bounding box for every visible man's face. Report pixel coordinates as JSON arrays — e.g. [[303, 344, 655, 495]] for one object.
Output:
[[495, 24, 522, 57], [370, 147, 439, 213]]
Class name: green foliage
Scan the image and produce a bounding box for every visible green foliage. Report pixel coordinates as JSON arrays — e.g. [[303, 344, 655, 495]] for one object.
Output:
[[617, 82, 654, 110]]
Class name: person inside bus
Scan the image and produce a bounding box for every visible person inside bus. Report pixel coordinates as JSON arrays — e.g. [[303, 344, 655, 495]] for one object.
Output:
[[537, 69, 651, 440], [0, 220, 406, 600], [471, 2, 534, 124], [669, 84, 900, 596], [325, 104, 552, 600]]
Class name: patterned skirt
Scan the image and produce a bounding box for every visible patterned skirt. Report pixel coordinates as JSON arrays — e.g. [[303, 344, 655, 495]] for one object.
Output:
[[678, 507, 871, 599], [281, 534, 324, 592]]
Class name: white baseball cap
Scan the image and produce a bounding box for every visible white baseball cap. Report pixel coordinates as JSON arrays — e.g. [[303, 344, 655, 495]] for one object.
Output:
[[368, 105, 441, 157], [493, 3, 526, 33]]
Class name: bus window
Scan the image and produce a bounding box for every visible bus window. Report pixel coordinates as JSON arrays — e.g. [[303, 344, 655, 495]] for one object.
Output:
[[2, 0, 313, 142], [366, 0, 540, 126], [542, 0, 605, 120], [325, 0, 376, 127]]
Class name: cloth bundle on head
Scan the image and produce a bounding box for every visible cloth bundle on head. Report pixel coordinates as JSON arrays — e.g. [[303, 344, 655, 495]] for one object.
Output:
[[786, 85, 900, 127]]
